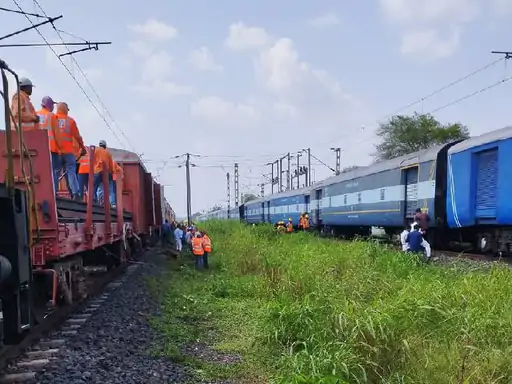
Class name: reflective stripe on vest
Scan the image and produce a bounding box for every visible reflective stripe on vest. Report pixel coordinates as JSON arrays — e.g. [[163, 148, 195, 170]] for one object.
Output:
[[37, 110, 56, 139], [192, 238, 204, 255], [57, 117, 73, 143], [202, 237, 212, 252], [78, 149, 90, 173]]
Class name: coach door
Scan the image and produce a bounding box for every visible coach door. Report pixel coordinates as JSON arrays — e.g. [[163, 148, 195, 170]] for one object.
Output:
[[266, 201, 271, 223], [475, 148, 498, 219], [314, 189, 322, 225], [403, 166, 419, 219], [260, 203, 265, 222]]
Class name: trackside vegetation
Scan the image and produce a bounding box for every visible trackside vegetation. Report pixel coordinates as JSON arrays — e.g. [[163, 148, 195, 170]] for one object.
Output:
[[150, 221, 512, 383]]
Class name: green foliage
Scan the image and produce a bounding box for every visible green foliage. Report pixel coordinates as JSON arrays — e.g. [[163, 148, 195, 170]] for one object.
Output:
[[375, 113, 470, 160], [152, 221, 512, 383], [242, 193, 259, 203]]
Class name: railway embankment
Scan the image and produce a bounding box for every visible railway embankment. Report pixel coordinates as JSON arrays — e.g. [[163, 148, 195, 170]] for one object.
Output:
[[152, 221, 512, 384]]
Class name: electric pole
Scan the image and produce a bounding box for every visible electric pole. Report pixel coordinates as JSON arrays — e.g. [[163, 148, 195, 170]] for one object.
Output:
[[287, 153, 291, 190], [296, 153, 301, 189], [185, 153, 192, 224], [227, 172, 231, 218], [331, 147, 341, 175], [234, 163, 239, 207], [279, 157, 283, 192], [270, 162, 274, 194], [491, 51, 512, 59], [307, 148, 311, 187]]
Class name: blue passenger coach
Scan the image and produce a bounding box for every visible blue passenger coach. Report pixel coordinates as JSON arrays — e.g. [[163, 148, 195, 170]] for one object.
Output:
[[266, 189, 311, 225], [311, 143, 455, 235], [446, 126, 512, 252]]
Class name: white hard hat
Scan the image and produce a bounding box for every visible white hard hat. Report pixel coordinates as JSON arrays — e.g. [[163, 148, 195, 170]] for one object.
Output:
[[19, 77, 34, 87]]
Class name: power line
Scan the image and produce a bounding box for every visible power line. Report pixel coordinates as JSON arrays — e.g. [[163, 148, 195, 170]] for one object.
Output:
[[430, 75, 512, 114], [382, 56, 506, 119], [31, 0, 138, 154], [319, 56, 508, 147], [11, 0, 128, 150]]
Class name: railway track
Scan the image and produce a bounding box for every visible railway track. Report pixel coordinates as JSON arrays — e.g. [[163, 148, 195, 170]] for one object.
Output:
[[432, 249, 512, 265], [0, 262, 140, 383]]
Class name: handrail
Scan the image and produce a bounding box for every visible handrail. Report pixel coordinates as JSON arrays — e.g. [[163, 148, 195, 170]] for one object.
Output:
[[0, 60, 15, 192]]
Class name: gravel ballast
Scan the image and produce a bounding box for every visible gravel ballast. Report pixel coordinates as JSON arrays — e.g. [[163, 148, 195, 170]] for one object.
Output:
[[35, 248, 193, 384]]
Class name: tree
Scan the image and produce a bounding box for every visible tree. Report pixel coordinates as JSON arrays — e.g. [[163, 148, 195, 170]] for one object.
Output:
[[241, 193, 258, 203], [208, 204, 223, 213], [341, 165, 360, 173], [374, 113, 470, 160]]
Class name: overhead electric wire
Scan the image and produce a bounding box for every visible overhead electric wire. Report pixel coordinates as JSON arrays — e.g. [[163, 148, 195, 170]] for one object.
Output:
[[30, 0, 138, 154], [318, 56, 508, 147], [11, 0, 128, 151]]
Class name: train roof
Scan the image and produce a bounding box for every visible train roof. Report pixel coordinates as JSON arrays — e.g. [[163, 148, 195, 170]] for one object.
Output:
[[244, 186, 311, 205], [109, 147, 148, 172], [448, 125, 512, 155], [313, 143, 447, 189]]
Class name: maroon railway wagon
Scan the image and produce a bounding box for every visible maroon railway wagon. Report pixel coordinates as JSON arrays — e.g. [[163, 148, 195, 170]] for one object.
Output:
[[0, 130, 169, 341]]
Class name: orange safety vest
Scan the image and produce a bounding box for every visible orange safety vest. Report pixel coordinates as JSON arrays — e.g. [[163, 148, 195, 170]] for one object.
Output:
[[304, 218, 309, 229], [112, 161, 122, 181], [202, 236, 212, 252], [36, 108, 61, 153], [78, 147, 91, 174], [12, 92, 38, 131], [55, 116, 74, 153], [286, 223, 293, 232], [192, 237, 204, 256]]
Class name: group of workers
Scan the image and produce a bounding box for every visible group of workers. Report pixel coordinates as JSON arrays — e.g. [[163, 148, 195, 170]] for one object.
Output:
[[161, 220, 213, 270], [276, 213, 310, 233], [10, 77, 121, 206], [400, 208, 432, 261]]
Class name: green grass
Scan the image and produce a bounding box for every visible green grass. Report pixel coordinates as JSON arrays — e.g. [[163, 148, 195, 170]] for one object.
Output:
[[150, 221, 512, 384]]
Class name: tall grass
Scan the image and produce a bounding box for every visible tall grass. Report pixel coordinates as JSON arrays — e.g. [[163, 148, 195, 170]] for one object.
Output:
[[155, 220, 512, 383]]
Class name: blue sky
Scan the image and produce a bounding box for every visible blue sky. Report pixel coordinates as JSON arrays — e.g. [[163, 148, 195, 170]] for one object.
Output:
[[2, 0, 511, 217]]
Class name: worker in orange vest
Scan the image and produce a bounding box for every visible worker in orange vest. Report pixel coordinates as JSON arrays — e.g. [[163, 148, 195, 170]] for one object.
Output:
[[77, 146, 92, 198], [202, 231, 212, 269], [54, 102, 86, 200], [10, 77, 39, 131], [93, 140, 115, 205], [36, 96, 65, 190], [191, 233, 205, 270], [286, 218, 293, 233], [303, 214, 310, 231], [111, 160, 123, 207]]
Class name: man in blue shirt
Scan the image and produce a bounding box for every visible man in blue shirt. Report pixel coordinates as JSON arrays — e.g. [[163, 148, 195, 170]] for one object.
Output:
[[406, 224, 432, 262]]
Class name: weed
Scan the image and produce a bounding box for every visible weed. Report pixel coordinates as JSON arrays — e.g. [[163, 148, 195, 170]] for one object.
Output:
[[151, 221, 512, 383]]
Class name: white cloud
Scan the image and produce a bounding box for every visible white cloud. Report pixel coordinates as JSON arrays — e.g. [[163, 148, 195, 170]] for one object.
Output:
[[189, 47, 223, 72], [129, 19, 178, 41], [257, 38, 309, 93], [190, 96, 258, 120], [225, 22, 271, 50], [380, 0, 478, 25], [379, 0, 478, 59], [307, 11, 340, 28], [400, 28, 461, 60]]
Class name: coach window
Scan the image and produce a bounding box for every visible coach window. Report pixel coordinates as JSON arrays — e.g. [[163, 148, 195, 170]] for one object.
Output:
[[380, 188, 385, 201], [357, 193, 362, 203]]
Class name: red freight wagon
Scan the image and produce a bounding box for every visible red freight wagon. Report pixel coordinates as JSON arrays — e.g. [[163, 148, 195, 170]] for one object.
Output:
[[110, 148, 150, 236], [0, 130, 132, 308], [154, 181, 163, 225]]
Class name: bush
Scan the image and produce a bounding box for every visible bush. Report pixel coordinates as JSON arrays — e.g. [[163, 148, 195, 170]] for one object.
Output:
[[155, 220, 512, 383]]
